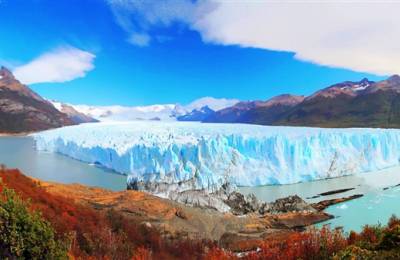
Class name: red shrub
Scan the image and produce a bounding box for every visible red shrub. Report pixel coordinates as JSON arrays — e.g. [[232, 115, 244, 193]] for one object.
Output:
[[132, 247, 152, 260], [204, 247, 234, 260], [244, 227, 347, 260], [359, 225, 380, 245], [388, 215, 400, 229]]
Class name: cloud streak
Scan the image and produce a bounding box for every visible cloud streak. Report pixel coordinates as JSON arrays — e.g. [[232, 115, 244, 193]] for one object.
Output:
[[109, 0, 400, 75], [107, 0, 214, 46], [13, 46, 95, 85]]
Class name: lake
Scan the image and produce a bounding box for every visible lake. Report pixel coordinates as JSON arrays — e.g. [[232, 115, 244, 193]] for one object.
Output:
[[0, 136, 126, 190], [240, 166, 400, 232]]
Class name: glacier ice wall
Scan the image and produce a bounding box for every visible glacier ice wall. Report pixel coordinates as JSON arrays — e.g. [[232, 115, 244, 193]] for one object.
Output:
[[32, 121, 400, 190]]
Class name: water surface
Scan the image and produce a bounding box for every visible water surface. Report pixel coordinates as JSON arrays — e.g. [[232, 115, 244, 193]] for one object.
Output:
[[240, 166, 400, 232], [0, 136, 126, 190], [317, 187, 400, 232]]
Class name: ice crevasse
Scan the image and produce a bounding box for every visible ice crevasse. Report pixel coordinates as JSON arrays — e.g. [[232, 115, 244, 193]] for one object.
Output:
[[32, 121, 400, 190]]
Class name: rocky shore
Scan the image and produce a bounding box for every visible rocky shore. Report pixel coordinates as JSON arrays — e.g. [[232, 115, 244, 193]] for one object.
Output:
[[29, 176, 368, 253], [128, 179, 319, 216]]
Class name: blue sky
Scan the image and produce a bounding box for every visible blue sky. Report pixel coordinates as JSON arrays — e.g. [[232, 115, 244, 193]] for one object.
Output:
[[0, 0, 392, 106]]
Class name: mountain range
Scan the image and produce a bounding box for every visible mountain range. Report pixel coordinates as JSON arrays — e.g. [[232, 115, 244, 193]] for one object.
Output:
[[198, 75, 400, 128], [259, 76, 400, 128], [70, 74, 400, 129], [3, 64, 400, 133]]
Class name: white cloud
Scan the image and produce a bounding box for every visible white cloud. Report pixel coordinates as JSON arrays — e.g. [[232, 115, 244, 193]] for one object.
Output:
[[13, 46, 95, 85], [108, 0, 400, 75], [128, 33, 151, 46], [192, 1, 400, 76]]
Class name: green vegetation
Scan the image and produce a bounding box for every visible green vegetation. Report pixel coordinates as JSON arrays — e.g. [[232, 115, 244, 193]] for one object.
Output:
[[0, 182, 68, 259]]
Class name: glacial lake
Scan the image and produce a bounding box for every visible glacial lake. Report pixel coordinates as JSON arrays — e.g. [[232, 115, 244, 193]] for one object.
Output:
[[0, 136, 126, 190], [240, 166, 400, 232], [2, 136, 400, 232]]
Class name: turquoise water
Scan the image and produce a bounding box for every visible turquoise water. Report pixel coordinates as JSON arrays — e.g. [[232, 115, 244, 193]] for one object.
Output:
[[0, 136, 126, 190], [318, 187, 400, 232], [240, 166, 400, 232]]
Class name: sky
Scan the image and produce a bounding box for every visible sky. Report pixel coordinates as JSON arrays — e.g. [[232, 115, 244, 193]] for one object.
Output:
[[0, 0, 397, 106]]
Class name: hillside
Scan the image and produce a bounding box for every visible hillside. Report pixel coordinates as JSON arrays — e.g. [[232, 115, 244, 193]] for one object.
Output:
[[0, 67, 74, 133], [276, 76, 400, 128], [203, 94, 304, 124], [204, 76, 400, 128]]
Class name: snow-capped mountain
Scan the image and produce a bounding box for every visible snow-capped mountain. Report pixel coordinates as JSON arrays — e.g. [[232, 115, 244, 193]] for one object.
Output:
[[70, 97, 240, 122], [306, 78, 374, 100], [177, 106, 215, 121], [184, 97, 239, 112], [50, 101, 98, 124]]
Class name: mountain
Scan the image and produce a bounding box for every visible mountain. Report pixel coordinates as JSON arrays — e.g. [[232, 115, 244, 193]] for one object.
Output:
[[184, 97, 239, 112], [72, 97, 239, 122], [306, 78, 373, 100], [0, 67, 73, 133], [202, 76, 400, 128], [365, 75, 400, 93], [203, 94, 305, 124], [72, 104, 180, 121], [177, 106, 215, 121], [274, 77, 400, 128], [50, 101, 98, 124]]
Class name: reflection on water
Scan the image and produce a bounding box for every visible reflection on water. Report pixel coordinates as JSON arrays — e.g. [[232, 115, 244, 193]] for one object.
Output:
[[0, 136, 126, 191]]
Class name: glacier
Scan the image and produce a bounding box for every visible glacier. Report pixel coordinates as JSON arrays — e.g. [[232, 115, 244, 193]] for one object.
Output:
[[32, 121, 400, 191]]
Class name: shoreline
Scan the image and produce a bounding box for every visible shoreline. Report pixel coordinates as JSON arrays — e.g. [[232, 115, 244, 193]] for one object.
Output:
[[0, 132, 31, 137]]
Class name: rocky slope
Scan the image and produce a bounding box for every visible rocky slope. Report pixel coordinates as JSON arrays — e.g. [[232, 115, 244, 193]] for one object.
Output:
[[0, 67, 74, 133]]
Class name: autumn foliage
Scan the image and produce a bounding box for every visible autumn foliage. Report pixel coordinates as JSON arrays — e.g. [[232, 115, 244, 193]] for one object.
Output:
[[0, 168, 213, 259], [3, 167, 400, 259]]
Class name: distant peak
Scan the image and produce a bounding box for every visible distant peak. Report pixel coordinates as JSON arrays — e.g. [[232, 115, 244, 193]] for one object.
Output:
[[0, 66, 14, 79], [360, 78, 370, 84], [387, 74, 400, 83]]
